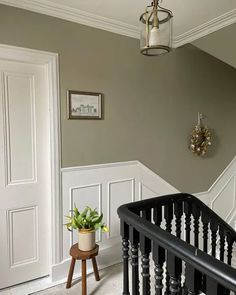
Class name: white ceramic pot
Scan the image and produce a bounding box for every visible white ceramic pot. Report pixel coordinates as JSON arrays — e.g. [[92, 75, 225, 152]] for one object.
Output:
[[78, 229, 96, 251]]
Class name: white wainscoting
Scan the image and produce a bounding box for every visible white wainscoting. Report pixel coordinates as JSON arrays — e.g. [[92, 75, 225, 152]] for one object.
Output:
[[51, 158, 236, 281], [194, 156, 236, 227], [51, 161, 178, 281]]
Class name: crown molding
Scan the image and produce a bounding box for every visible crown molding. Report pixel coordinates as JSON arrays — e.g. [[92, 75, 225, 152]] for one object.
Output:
[[0, 0, 140, 39], [0, 0, 235, 47], [173, 9, 236, 47]]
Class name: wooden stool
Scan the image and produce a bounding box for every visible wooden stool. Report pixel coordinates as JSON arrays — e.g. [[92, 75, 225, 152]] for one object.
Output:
[[66, 244, 100, 295]]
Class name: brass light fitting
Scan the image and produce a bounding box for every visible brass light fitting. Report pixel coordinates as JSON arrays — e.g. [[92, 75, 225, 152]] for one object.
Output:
[[140, 0, 173, 56]]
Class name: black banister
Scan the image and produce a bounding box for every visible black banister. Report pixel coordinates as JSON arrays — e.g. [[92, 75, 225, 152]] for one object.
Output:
[[123, 193, 236, 240], [118, 193, 236, 294]]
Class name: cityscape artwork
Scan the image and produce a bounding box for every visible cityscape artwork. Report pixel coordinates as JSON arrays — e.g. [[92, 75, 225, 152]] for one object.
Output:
[[68, 91, 102, 119]]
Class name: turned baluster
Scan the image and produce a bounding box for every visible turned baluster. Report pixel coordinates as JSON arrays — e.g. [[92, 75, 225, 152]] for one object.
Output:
[[173, 201, 183, 289], [153, 241, 165, 295], [174, 201, 183, 239], [140, 209, 151, 295], [201, 210, 209, 293], [201, 210, 209, 253], [185, 264, 197, 295], [219, 226, 225, 262], [191, 206, 203, 292], [154, 206, 162, 227], [192, 204, 200, 248], [184, 201, 192, 244], [129, 226, 140, 295], [153, 204, 165, 293], [206, 276, 221, 295], [165, 204, 173, 233], [210, 221, 218, 258], [226, 234, 233, 266], [167, 251, 182, 295], [121, 220, 130, 295], [218, 285, 229, 295], [164, 204, 174, 294], [140, 235, 151, 295]]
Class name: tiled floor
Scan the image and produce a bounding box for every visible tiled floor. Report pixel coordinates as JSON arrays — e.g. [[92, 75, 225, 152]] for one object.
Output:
[[34, 260, 159, 295], [0, 276, 64, 295], [0, 261, 216, 295], [0, 263, 126, 295], [34, 263, 124, 295]]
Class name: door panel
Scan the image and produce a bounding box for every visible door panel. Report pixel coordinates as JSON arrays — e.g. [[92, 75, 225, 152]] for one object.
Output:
[[8, 206, 38, 267], [4, 72, 36, 184], [0, 60, 50, 289]]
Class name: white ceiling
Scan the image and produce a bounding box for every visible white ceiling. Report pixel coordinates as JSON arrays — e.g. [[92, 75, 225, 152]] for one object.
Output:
[[47, 0, 236, 36], [1, 0, 236, 46]]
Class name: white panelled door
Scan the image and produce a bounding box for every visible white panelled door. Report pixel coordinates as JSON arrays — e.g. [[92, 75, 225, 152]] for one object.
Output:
[[0, 59, 50, 289]]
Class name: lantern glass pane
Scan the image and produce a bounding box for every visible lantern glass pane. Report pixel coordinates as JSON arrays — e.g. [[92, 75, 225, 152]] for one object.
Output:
[[157, 10, 172, 47], [140, 6, 172, 56], [140, 23, 148, 49]]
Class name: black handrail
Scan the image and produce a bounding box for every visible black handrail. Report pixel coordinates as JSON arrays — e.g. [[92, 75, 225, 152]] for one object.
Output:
[[122, 193, 236, 240], [118, 204, 236, 290], [118, 193, 236, 294]]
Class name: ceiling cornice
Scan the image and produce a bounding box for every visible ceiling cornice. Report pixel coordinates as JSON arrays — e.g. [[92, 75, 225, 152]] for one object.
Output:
[[0, 0, 140, 39], [0, 0, 235, 47], [173, 9, 236, 47]]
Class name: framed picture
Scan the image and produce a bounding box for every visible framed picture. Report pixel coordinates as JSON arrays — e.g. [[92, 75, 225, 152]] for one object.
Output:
[[67, 90, 102, 119]]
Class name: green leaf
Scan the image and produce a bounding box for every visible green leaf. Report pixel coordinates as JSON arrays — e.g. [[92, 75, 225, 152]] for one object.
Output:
[[98, 213, 103, 222], [64, 205, 108, 232], [74, 206, 79, 217], [102, 226, 109, 233]]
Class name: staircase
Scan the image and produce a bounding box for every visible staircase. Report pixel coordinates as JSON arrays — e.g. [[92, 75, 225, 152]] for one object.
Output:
[[118, 193, 236, 295]]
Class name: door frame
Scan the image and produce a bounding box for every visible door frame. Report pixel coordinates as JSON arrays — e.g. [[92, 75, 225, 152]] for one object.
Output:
[[0, 44, 62, 272]]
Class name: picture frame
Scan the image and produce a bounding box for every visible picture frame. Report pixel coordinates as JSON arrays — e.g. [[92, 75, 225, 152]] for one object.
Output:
[[67, 90, 103, 119]]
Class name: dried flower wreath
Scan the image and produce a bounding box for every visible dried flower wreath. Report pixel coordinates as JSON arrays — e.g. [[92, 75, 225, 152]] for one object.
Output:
[[189, 113, 212, 156]]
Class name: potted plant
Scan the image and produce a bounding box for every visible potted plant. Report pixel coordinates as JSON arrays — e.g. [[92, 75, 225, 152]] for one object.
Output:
[[65, 206, 108, 251]]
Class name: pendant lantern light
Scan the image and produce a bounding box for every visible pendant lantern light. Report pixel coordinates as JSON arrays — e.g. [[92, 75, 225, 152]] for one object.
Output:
[[140, 0, 173, 56]]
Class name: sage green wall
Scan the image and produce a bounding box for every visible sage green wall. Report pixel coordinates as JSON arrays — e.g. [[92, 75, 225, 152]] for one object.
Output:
[[1, 4, 236, 193], [193, 23, 236, 68]]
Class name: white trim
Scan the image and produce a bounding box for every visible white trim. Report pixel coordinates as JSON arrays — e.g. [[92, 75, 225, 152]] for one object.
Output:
[[210, 174, 235, 208], [61, 160, 139, 173], [0, 0, 139, 39], [138, 182, 159, 201], [46, 52, 62, 265], [173, 9, 236, 47], [0, 44, 62, 267], [62, 160, 176, 193], [195, 156, 236, 196], [0, 0, 236, 47], [69, 183, 103, 244], [139, 162, 179, 193], [107, 178, 135, 239], [194, 156, 236, 225]]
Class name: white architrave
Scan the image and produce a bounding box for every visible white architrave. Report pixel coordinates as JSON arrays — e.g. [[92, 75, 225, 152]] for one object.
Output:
[[0, 44, 62, 266]]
